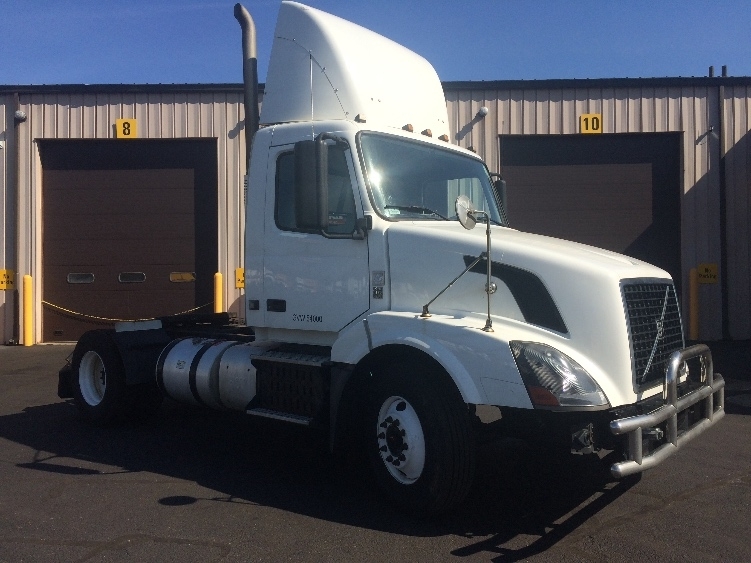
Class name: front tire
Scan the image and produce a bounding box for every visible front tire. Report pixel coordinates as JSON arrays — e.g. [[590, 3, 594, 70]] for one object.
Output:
[[367, 360, 475, 516], [71, 330, 127, 424]]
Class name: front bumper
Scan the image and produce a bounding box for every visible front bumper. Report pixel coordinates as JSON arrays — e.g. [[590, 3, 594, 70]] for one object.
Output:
[[609, 344, 725, 478]]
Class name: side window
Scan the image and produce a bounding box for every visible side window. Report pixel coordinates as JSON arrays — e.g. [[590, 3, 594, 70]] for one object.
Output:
[[274, 147, 357, 235]]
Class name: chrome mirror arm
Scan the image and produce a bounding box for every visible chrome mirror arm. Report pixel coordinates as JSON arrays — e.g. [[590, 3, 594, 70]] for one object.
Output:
[[421, 196, 496, 332], [420, 254, 484, 318]]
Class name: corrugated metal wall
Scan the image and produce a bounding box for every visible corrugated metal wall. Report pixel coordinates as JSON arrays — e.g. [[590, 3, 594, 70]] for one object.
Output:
[[2, 80, 750, 343], [2, 86, 246, 344], [445, 79, 751, 340]]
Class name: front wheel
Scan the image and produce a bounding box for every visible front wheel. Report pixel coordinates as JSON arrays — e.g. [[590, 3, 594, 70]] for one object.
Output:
[[71, 330, 127, 424], [367, 360, 475, 516]]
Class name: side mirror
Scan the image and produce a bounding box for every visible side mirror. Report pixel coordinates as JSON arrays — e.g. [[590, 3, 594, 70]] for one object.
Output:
[[294, 138, 329, 231], [493, 177, 507, 220]]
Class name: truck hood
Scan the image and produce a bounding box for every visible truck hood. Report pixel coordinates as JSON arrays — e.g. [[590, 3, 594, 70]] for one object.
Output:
[[386, 222, 674, 405]]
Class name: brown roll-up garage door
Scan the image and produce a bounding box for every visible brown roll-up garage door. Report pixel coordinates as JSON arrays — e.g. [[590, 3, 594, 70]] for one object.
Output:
[[503, 163, 653, 251], [500, 133, 682, 290], [40, 139, 217, 342]]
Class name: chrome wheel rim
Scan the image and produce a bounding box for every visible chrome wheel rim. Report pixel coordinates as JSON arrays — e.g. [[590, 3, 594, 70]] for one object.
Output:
[[376, 395, 426, 484], [79, 351, 106, 406]]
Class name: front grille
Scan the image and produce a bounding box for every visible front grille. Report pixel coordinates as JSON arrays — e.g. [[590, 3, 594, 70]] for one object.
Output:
[[622, 281, 684, 387]]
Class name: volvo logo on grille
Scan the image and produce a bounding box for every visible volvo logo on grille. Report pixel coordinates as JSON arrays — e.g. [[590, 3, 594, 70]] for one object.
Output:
[[640, 287, 671, 382], [655, 318, 665, 341]]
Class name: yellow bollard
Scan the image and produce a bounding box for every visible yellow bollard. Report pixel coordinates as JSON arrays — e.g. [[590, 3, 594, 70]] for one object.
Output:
[[214, 272, 223, 313], [689, 267, 699, 341], [23, 274, 33, 346]]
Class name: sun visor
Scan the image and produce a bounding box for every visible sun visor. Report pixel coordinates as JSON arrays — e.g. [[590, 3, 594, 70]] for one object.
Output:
[[260, 1, 449, 139]]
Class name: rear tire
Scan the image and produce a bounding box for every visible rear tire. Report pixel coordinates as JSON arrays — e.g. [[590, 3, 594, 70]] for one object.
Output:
[[72, 330, 127, 424], [366, 359, 475, 516]]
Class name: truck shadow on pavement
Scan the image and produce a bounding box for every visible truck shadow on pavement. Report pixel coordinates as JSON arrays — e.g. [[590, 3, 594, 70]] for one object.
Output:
[[1, 398, 639, 560]]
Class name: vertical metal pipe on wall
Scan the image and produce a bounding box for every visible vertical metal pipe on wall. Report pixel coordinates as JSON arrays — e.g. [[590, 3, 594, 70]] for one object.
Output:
[[718, 82, 729, 339], [12, 92, 21, 344]]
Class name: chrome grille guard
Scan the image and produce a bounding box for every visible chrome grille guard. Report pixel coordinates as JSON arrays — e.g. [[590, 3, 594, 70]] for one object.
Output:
[[609, 344, 725, 478]]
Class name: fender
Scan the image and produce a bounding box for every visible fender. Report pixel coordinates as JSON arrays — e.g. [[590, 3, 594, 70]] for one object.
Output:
[[110, 328, 173, 385], [58, 327, 171, 398], [334, 311, 528, 406]]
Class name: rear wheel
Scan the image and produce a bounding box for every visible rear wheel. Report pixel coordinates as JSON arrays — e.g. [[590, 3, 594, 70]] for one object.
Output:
[[72, 330, 127, 424], [366, 360, 475, 516]]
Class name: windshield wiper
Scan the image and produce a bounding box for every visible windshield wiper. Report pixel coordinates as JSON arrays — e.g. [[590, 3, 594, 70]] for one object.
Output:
[[385, 205, 448, 220]]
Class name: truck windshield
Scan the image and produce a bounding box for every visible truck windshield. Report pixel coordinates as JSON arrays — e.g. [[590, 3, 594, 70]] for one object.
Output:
[[359, 132, 506, 225]]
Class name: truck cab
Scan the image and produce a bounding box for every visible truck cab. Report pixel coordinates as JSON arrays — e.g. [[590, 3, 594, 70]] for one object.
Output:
[[59, 1, 725, 516]]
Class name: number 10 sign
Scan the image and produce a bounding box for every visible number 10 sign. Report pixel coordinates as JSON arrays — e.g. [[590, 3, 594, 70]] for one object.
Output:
[[579, 113, 602, 134]]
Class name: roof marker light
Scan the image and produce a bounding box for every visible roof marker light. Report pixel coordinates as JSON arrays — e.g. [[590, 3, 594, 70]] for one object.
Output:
[[402, 124, 414, 132], [421, 129, 432, 137]]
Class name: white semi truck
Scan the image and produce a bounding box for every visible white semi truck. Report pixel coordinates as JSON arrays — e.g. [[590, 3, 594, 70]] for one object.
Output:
[[58, 2, 725, 515]]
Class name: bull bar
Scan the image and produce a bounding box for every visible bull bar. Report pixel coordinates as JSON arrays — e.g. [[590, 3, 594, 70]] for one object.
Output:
[[609, 344, 725, 478]]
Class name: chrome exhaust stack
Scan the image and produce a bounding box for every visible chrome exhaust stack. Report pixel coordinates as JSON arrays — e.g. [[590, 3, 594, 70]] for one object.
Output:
[[234, 3, 260, 170]]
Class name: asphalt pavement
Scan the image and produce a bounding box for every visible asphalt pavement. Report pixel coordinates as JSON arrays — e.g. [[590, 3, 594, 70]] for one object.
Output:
[[0, 341, 749, 562]]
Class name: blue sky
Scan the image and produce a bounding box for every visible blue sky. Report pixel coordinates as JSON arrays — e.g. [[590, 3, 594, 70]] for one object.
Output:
[[1, 0, 749, 85]]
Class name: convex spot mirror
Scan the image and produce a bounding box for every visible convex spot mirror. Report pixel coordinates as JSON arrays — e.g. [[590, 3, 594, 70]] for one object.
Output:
[[455, 195, 478, 230]]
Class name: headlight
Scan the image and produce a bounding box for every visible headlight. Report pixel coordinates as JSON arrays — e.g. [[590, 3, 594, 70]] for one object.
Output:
[[510, 341, 609, 409]]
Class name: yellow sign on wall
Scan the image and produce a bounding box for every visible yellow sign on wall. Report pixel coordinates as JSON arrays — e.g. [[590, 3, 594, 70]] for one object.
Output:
[[0, 270, 15, 290], [235, 268, 245, 289], [115, 118, 138, 139], [697, 263, 718, 284], [579, 113, 602, 134], [169, 272, 196, 283]]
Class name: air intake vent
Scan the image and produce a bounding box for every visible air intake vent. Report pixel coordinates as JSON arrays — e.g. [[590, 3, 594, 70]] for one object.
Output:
[[622, 281, 684, 387]]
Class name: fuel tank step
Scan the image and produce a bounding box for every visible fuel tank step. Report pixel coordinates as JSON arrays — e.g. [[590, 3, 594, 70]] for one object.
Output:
[[252, 348, 330, 367], [246, 407, 313, 426]]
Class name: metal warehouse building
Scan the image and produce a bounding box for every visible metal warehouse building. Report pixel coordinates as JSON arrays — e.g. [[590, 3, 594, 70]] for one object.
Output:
[[1, 76, 750, 345]]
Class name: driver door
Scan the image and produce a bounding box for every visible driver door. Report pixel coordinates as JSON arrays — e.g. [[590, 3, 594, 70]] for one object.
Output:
[[262, 142, 370, 334]]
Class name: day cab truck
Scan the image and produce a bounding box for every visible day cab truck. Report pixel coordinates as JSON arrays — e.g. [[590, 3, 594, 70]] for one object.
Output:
[[58, 2, 725, 515]]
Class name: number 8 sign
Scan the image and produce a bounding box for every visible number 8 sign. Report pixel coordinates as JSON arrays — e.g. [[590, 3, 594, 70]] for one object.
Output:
[[115, 118, 138, 139]]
